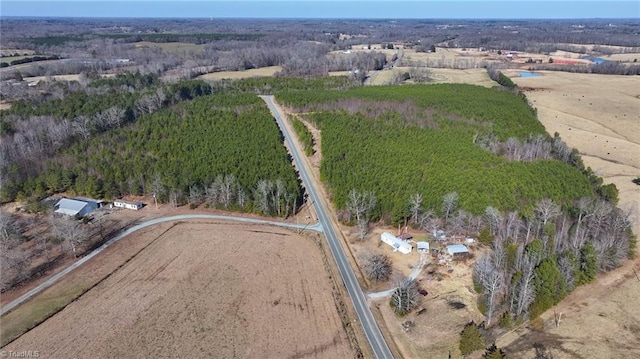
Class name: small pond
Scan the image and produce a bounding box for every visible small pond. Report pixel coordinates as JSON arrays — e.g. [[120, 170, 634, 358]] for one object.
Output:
[[519, 71, 542, 77]]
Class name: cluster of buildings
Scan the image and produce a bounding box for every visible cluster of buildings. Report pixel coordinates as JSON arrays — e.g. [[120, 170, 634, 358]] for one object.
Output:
[[379, 231, 470, 258], [53, 197, 143, 217]]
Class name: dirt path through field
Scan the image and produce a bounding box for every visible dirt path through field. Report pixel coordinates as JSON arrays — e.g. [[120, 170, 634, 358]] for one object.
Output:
[[3, 221, 353, 358]]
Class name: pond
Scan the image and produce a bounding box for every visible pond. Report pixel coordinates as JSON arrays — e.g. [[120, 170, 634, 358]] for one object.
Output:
[[519, 71, 542, 77]]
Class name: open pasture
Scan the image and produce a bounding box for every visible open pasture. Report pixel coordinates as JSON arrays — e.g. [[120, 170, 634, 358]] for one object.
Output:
[[3, 221, 353, 359]]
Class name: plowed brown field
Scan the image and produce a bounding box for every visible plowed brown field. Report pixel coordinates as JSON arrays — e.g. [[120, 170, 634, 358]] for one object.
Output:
[[3, 221, 353, 359]]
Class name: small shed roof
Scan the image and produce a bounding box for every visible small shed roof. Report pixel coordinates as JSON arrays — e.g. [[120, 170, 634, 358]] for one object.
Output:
[[417, 242, 430, 251], [447, 244, 469, 255], [54, 198, 88, 216]]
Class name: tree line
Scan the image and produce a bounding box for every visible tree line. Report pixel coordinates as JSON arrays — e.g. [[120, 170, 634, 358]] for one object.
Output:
[[0, 74, 212, 202], [276, 84, 594, 220], [8, 91, 302, 216]]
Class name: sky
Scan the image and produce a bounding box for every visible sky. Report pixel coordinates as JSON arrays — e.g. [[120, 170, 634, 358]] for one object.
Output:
[[1, 1, 638, 19]]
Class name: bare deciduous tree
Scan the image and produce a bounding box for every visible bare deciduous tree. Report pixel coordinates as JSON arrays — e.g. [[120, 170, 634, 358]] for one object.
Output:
[[511, 253, 536, 318], [50, 215, 89, 258], [72, 115, 92, 140], [409, 193, 423, 225], [535, 198, 561, 233], [390, 276, 420, 315], [474, 254, 504, 326], [346, 189, 377, 240], [485, 206, 503, 236], [361, 252, 393, 282], [442, 191, 458, 224], [255, 179, 272, 214], [188, 184, 204, 206]]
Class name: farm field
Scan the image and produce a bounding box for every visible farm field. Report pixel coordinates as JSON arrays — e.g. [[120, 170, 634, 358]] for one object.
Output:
[[426, 67, 495, 87], [133, 41, 204, 53], [22, 73, 116, 85], [198, 66, 282, 80], [509, 70, 640, 234], [0, 55, 29, 63], [494, 70, 640, 358], [3, 221, 354, 359]]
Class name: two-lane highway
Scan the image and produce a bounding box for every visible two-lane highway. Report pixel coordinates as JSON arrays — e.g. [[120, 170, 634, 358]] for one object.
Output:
[[261, 96, 394, 359]]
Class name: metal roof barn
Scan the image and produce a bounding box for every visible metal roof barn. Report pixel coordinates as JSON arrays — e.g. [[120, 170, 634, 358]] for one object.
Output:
[[54, 199, 90, 217], [446, 244, 469, 256]]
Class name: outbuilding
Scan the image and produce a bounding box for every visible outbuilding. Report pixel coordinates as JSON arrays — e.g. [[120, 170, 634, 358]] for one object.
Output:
[[380, 232, 412, 254], [54, 198, 99, 217], [446, 244, 469, 256], [113, 199, 144, 210], [417, 242, 430, 253]]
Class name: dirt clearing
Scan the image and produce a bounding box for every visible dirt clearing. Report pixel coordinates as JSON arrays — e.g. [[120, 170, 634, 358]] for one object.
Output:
[[3, 221, 354, 359]]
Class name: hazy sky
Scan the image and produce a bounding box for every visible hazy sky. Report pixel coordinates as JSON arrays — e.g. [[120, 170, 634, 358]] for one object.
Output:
[[1, 1, 638, 19]]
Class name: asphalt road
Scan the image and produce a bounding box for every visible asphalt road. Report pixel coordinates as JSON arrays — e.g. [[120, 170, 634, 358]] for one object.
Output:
[[261, 95, 394, 359], [1, 214, 322, 316]]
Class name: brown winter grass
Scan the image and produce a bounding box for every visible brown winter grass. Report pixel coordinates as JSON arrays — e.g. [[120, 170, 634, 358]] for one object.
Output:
[[133, 41, 204, 53], [2, 221, 353, 359], [492, 70, 640, 358], [0, 223, 170, 347], [509, 70, 640, 234], [198, 66, 282, 80]]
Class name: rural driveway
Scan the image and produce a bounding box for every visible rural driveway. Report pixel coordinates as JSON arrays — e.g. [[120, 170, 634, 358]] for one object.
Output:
[[0, 214, 323, 316], [261, 95, 395, 359], [367, 253, 428, 299]]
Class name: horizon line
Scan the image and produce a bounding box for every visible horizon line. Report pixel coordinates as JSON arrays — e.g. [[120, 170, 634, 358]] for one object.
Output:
[[2, 16, 638, 20]]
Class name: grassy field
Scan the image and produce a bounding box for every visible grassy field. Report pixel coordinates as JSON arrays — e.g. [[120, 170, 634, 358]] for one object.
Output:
[[493, 70, 640, 358], [133, 41, 204, 53], [198, 66, 282, 80], [508, 70, 640, 231], [0, 56, 29, 63], [3, 221, 354, 358]]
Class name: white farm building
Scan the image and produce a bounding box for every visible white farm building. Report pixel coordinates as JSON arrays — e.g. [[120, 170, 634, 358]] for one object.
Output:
[[54, 197, 104, 217], [417, 241, 430, 253], [113, 200, 143, 210], [380, 232, 412, 254]]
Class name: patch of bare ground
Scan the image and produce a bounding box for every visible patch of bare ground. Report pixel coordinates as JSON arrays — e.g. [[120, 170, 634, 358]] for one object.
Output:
[[3, 221, 355, 359]]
